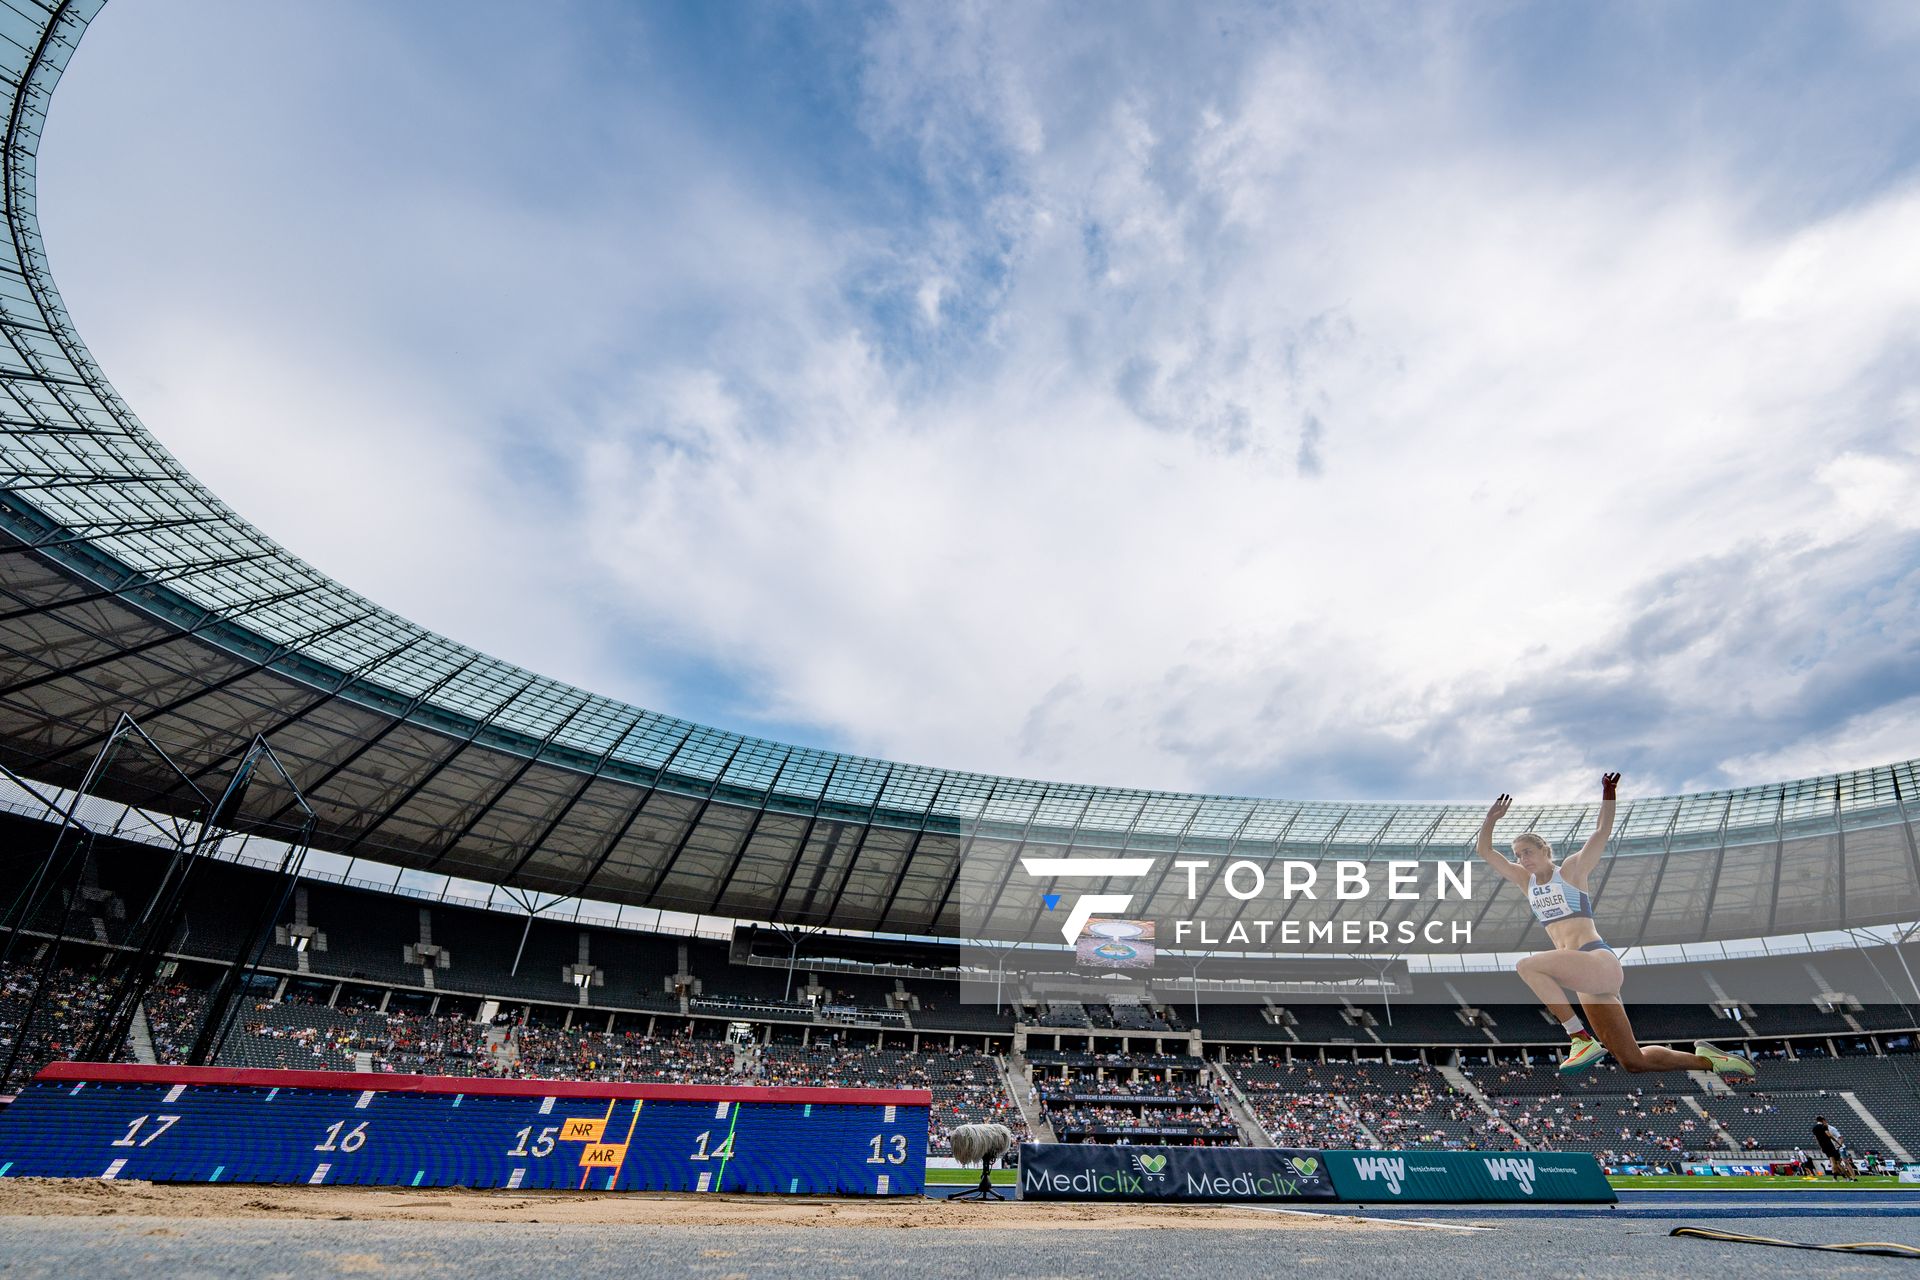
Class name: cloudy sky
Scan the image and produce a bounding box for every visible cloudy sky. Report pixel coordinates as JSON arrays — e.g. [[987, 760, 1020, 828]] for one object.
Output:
[[34, 0, 1920, 807]]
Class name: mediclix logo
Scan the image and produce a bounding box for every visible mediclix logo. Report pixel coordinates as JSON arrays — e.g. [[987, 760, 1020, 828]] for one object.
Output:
[[1485, 1157, 1536, 1195], [1351, 1156, 1405, 1194], [1133, 1151, 1169, 1180], [1020, 855, 1155, 943]]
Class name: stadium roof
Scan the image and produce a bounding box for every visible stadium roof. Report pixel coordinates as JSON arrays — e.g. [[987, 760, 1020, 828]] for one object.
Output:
[[0, 0, 1917, 949]]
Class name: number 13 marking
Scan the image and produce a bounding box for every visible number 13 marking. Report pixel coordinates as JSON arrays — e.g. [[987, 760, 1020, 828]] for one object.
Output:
[[867, 1134, 908, 1164]]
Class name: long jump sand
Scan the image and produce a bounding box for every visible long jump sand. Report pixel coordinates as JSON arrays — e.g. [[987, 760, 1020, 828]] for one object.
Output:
[[0, 1178, 1388, 1230]]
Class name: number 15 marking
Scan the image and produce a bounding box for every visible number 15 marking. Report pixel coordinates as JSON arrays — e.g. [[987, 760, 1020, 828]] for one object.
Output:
[[112, 1114, 181, 1147]]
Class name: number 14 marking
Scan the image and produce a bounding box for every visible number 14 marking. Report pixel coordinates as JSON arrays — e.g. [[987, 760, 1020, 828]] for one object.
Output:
[[112, 1114, 181, 1147], [689, 1130, 735, 1161]]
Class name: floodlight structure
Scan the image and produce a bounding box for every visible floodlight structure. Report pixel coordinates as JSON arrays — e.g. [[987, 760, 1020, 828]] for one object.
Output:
[[179, 734, 317, 1066], [0, 707, 318, 1084], [0, 713, 216, 1088], [0, 759, 107, 970]]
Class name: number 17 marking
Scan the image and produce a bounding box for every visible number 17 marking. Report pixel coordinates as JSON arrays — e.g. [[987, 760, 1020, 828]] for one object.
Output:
[[112, 1114, 181, 1148]]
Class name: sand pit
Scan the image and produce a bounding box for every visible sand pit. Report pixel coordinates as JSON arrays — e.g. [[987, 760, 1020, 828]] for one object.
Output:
[[0, 1178, 1390, 1230]]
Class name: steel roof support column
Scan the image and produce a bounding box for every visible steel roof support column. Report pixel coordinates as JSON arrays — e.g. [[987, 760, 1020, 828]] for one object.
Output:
[[869, 778, 952, 925], [0, 713, 134, 970], [562, 725, 700, 898], [0, 547, 278, 624], [160, 635, 426, 794], [0, 513, 224, 555], [249, 652, 485, 828], [0, 825, 92, 1091], [418, 695, 594, 871], [1877, 927, 1920, 1013], [184, 737, 319, 1066], [705, 750, 801, 910], [775, 924, 823, 1002], [0, 510, 224, 556], [1164, 807, 1257, 953], [761, 758, 846, 918], [37, 606, 378, 768], [796, 764, 896, 921], [1833, 781, 1848, 929], [1083, 797, 1161, 934], [1631, 804, 1684, 948], [331, 673, 541, 858], [1387, 809, 1455, 952], [947, 788, 1081, 942], [0, 578, 324, 702], [1890, 766, 1920, 901], [638, 737, 750, 902], [499, 886, 572, 977], [20, 715, 213, 1080], [1696, 795, 1735, 936], [497, 709, 651, 883], [1765, 790, 1787, 936]]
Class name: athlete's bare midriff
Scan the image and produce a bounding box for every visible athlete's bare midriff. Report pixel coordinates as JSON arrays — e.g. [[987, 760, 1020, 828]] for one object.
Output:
[[1538, 886, 1605, 952]]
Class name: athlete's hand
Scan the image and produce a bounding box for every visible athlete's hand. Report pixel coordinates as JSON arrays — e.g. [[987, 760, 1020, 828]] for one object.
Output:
[[1601, 772, 1621, 799], [1486, 794, 1513, 822]]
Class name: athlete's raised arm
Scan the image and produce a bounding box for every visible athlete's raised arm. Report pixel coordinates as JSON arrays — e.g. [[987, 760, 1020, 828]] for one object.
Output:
[[1475, 793, 1529, 885], [1561, 772, 1621, 882]]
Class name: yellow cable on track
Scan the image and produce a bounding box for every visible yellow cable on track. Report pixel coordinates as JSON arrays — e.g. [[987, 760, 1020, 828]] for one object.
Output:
[[1671, 1226, 1920, 1258]]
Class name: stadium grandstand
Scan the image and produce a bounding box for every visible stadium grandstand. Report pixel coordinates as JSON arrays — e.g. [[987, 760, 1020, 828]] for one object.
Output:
[[7, 820, 1920, 1169], [2, 0, 1920, 1188]]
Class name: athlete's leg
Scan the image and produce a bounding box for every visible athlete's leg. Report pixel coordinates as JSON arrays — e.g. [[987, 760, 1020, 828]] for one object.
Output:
[[1516, 948, 1620, 1017], [1514, 951, 1583, 1023], [1577, 996, 1708, 1073], [1517, 949, 1615, 1073]]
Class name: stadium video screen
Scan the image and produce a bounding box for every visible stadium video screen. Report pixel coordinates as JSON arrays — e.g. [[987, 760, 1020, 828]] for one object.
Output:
[[1076, 918, 1154, 969]]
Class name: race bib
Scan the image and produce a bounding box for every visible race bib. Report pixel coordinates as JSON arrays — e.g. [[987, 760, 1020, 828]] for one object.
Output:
[[1530, 882, 1574, 921]]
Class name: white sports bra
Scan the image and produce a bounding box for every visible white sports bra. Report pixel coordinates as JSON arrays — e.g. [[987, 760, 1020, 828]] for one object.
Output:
[[1527, 866, 1595, 924]]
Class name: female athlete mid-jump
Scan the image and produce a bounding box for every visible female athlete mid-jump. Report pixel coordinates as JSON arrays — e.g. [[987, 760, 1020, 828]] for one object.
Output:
[[1477, 773, 1755, 1079]]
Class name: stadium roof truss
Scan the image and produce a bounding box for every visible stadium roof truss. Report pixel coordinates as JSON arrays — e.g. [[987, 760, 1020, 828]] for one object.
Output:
[[0, 0, 1917, 947]]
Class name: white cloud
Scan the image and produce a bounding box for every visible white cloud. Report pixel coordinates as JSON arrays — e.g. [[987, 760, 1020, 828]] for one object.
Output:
[[1818, 451, 1920, 533], [37, 0, 841, 712], [572, 4, 1920, 801], [37, 1, 1920, 805], [1721, 695, 1920, 784]]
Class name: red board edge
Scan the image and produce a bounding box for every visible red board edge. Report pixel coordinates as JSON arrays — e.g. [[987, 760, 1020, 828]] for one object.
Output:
[[33, 1060, 931, 1108]]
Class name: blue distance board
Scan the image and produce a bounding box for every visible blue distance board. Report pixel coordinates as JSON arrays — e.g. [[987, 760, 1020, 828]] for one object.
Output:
[[0, 1065, 927, 1195]]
